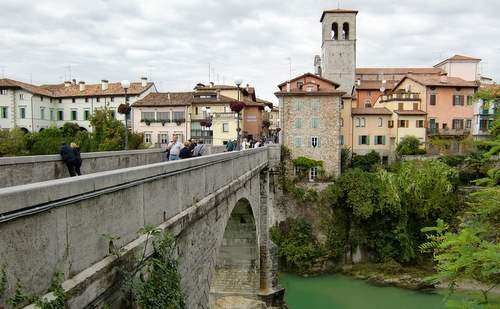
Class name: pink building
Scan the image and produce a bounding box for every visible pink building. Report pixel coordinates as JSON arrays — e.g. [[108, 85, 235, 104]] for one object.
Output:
[[132, 92, 190, 147]]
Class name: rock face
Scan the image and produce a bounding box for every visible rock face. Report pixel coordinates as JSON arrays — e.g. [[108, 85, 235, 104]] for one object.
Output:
[[214, 296, 267, 309]]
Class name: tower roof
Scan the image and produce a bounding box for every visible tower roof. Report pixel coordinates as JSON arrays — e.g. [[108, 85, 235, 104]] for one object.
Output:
[[320, 9, 358, 22]]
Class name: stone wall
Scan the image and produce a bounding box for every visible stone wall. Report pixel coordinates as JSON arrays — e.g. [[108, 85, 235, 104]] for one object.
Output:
[[0, 149, 165, 188], [0, 146, 283, 308], [0, 146, 227, 188], [281, 94, 342, 177]]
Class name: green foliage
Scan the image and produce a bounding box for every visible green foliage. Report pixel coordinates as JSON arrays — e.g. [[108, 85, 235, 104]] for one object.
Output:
[[133, 231, 185, 309], [351, 150, 381, 172], [5, 273, 65, 309], [112, 226, 185, 308], [397, 136, 426, 155], [421, 188, 500, 306], [0, 107, 146, 157], [341, 147, 351, 173], [473, 168, 500, 187], [320, 160, 461, 265], [0, 128, 29, 156], [440, 155, 467, 167], [292, 156, 323, 169], [6, 281, 29, 308], [0, 265, 6, 300], [270, 218, 326, 274]]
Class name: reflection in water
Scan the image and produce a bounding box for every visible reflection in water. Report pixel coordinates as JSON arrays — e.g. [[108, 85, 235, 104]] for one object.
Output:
[[281, 273, 448, 309]]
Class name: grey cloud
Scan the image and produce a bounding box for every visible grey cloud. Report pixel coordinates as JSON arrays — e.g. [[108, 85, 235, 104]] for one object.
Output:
[[0, 0, 498, 102]]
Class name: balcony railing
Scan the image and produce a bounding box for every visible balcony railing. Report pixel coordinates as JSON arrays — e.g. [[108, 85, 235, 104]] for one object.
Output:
[[427, 128, 471, 136]]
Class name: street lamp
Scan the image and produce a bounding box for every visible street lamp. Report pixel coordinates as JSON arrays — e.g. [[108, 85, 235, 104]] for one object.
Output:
[[121, 80, 130, 150], [234, 77, 243, 150], [263, 105, 272, 140]]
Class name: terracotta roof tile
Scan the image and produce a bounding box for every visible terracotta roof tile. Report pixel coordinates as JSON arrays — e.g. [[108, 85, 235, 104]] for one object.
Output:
[[356, 68, 443, 75], [0, 78, 154, 98], [44, 82, 154, 98], [446, 54, 481, 61], [356, 80, 398, 90], [403, 74, 478, 88], [277, 72, 340, 88], [0, 78, 53, 96], [394, 110, 427, 115], [132, 92, 192, 107], [351, 107, 392, 115]]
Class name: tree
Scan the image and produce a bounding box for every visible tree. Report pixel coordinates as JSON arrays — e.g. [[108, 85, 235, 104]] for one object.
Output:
[[0, 129, 29, 156], [421, 188, 500, 306], [351, 150, 381, 171], [396, 135, 425, 155], [270, 218, 326, 273], [90, 108, 126, 151]]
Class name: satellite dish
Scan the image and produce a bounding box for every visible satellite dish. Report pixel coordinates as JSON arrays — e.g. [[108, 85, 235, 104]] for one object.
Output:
[[380, 87, 386, 92]]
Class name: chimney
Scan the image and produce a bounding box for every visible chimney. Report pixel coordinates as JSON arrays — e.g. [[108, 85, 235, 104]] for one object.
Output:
[[72, 79, 76, 85], [101, 79, 109, 91], [79, 81, 86, 92], [286, 82, 291, 93], [216, 89, 221, 100], [440, 73, 448, 84], [356, 79, 361, 86], [141, 77, 148, 87], [209, 81, 214, 88], [167, 92, 171, 100], [246, 83, 250, 91], [64, 81, 71, 87]]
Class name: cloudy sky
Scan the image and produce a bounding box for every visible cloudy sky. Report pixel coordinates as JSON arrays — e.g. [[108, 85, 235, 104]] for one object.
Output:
[[1, 0, 499, 102]]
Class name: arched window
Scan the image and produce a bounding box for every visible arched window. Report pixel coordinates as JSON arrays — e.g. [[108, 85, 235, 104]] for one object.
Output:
[[331, 23, 338, 40], [340, 117, 344, 127], [342, 23, 349, 40], [378, 117, 383, 127]]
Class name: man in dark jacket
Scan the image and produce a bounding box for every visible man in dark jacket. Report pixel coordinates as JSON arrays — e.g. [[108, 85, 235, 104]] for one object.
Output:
[[60, 142, 77, 176]]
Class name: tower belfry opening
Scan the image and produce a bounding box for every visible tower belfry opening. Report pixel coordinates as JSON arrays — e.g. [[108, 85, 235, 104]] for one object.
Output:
[[319, 9, 358, 93]]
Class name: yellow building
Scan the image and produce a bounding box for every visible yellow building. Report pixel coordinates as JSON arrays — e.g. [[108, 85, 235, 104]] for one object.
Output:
[[375, 86, 428, 146], [189, 83, 268, 144], [351, 108, 393, 163], [188, 91, 238, 145]]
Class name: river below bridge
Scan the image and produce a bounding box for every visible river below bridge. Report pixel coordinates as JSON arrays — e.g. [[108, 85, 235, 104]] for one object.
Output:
[[281, 273, 451, 309]]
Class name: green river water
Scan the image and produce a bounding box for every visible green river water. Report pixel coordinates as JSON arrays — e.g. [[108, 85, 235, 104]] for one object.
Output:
[[281, 273, 450, 309]]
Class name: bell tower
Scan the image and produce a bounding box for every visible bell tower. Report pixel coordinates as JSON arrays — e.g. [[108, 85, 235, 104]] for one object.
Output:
[[320, 9, 357, 94]]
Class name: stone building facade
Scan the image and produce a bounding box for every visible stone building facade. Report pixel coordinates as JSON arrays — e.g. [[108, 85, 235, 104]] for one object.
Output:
[[276, 73, 344, 178]]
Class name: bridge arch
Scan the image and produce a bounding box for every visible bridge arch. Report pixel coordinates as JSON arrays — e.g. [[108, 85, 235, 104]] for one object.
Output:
[[210, 197, 260, 302]]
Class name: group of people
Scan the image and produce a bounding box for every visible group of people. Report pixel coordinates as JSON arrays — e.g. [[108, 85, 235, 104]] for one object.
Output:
[[60, 142, 83, 176], [165, 136, 208, 161], [240, 138, 273, 150]]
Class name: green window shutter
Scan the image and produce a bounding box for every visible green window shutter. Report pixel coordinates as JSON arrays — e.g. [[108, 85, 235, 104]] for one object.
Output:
[[366, 136, 370, 145], [382, 135, 385, 145], [358, 135, 362, 145]]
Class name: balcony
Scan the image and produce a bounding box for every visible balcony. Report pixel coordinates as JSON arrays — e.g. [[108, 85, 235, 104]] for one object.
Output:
[[427, 127, 471, 136]]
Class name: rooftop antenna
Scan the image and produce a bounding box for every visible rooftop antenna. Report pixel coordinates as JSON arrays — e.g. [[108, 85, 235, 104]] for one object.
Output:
[[0, 66, 5, 78], [148, 65, 153, 81], [208, 63, 211, 83], [30, 73, 32, 84], [286, 57, 292, 81]]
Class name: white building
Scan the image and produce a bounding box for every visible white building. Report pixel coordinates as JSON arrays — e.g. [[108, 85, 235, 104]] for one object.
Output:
[[0, 78, 156, 132]]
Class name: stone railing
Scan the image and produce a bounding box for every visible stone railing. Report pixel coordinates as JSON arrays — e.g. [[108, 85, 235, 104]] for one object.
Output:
[[0, 149, 165, 188]]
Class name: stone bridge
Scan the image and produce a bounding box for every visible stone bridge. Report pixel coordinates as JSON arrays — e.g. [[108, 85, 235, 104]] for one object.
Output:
[[0, 146, 284, 308]]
